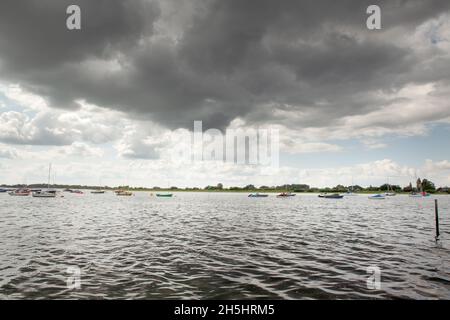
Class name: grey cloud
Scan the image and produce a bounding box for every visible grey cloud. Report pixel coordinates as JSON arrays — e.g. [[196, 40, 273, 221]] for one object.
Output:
[[0, 0, 159, 70], [0, 0, 450, 139]]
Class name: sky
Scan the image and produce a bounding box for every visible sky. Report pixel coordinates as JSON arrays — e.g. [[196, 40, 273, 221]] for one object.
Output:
[[1, 0, 450, 188]]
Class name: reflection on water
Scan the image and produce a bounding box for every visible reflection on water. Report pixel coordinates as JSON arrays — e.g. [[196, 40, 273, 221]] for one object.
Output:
[[0, 192, 449, 299]]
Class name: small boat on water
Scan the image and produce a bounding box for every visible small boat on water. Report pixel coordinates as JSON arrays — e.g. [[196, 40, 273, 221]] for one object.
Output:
[[319, 193, 344, 199], [277, 192, 296, 198], [32, 164, 57, 198], [32, 190, 57, 198], [409, 176, 432, 198], [91, 190, 105, 194], [8, 188, 31, 196], [409, 192, 431, 198], [409, 193, 422, 198], [384, 180, 397, 196], [0, 188, 10, 193], [63, 189, 83, 194], [369, 194, 386, 200], [345, 179, 357, 196], [248, 193, 269, 198], [156, 193, 173, 198], [116, 190, 133, 196]]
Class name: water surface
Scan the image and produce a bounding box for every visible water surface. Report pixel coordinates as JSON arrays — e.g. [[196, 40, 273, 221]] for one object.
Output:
[[1, 192, 449, 299]]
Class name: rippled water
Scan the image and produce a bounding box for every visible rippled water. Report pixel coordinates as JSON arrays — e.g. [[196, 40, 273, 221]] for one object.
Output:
[[1, 192, 449, 299]]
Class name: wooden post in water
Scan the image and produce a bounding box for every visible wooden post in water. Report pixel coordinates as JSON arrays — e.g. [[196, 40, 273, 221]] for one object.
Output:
[[435, 199, 440, 242]]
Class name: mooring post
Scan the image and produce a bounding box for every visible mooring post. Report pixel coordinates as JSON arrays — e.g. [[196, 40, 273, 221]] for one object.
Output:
[[435, 199, 440, 242]]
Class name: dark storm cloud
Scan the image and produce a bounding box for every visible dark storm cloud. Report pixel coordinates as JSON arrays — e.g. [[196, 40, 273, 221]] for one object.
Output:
[[0, 0, 449, 134], [0, 0, 159, 69]]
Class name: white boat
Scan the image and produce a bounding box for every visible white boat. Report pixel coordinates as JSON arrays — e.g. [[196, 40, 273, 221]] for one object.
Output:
[[384, 178, 396, 196], [32, 190, 57, 198], [32, 164, 56, 198], [345, 177, 357, 195]]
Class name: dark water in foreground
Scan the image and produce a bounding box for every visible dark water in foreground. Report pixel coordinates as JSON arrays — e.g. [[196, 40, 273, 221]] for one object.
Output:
[[0, 192, 449, 299]]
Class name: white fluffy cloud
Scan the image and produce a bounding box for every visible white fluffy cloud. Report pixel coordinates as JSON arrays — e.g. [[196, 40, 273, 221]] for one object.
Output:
[[0, 144, 18, 159], [0, 83, 47, 111], [57, 142, 104, 158], [0, 85, 127, 146]]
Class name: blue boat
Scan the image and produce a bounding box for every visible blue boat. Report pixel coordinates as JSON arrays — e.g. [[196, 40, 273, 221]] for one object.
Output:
[[369, 194, 386, 200], [248, 193, 269, 198]]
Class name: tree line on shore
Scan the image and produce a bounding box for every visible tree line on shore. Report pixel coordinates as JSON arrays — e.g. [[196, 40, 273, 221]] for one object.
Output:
[[1, 178, 449, 193]]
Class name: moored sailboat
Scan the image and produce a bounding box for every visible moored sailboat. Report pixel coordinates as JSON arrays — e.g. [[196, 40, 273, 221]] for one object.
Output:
[[32, 164, 56, 198], [345, 177, 357, 196], [384, 178, 396, 196], [32, 190, 57, 198]]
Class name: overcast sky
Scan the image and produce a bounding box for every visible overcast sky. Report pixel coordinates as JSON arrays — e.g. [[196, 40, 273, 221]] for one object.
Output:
[[1, 0, 450, 188]]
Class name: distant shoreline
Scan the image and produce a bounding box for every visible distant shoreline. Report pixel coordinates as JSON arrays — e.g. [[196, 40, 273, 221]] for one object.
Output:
[[1, 184, 449, 195]]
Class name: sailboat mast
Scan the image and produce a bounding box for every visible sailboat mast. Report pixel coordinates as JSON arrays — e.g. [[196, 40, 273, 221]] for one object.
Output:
[[47, 163, 51, 189]]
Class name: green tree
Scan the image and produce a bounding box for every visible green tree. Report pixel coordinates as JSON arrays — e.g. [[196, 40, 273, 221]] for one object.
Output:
[[421, 179, 436, 192], [332, 185, 347, 192]]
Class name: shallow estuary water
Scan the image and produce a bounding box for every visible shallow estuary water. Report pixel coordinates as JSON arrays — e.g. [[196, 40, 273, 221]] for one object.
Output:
[[0, 192, 449, 299]]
